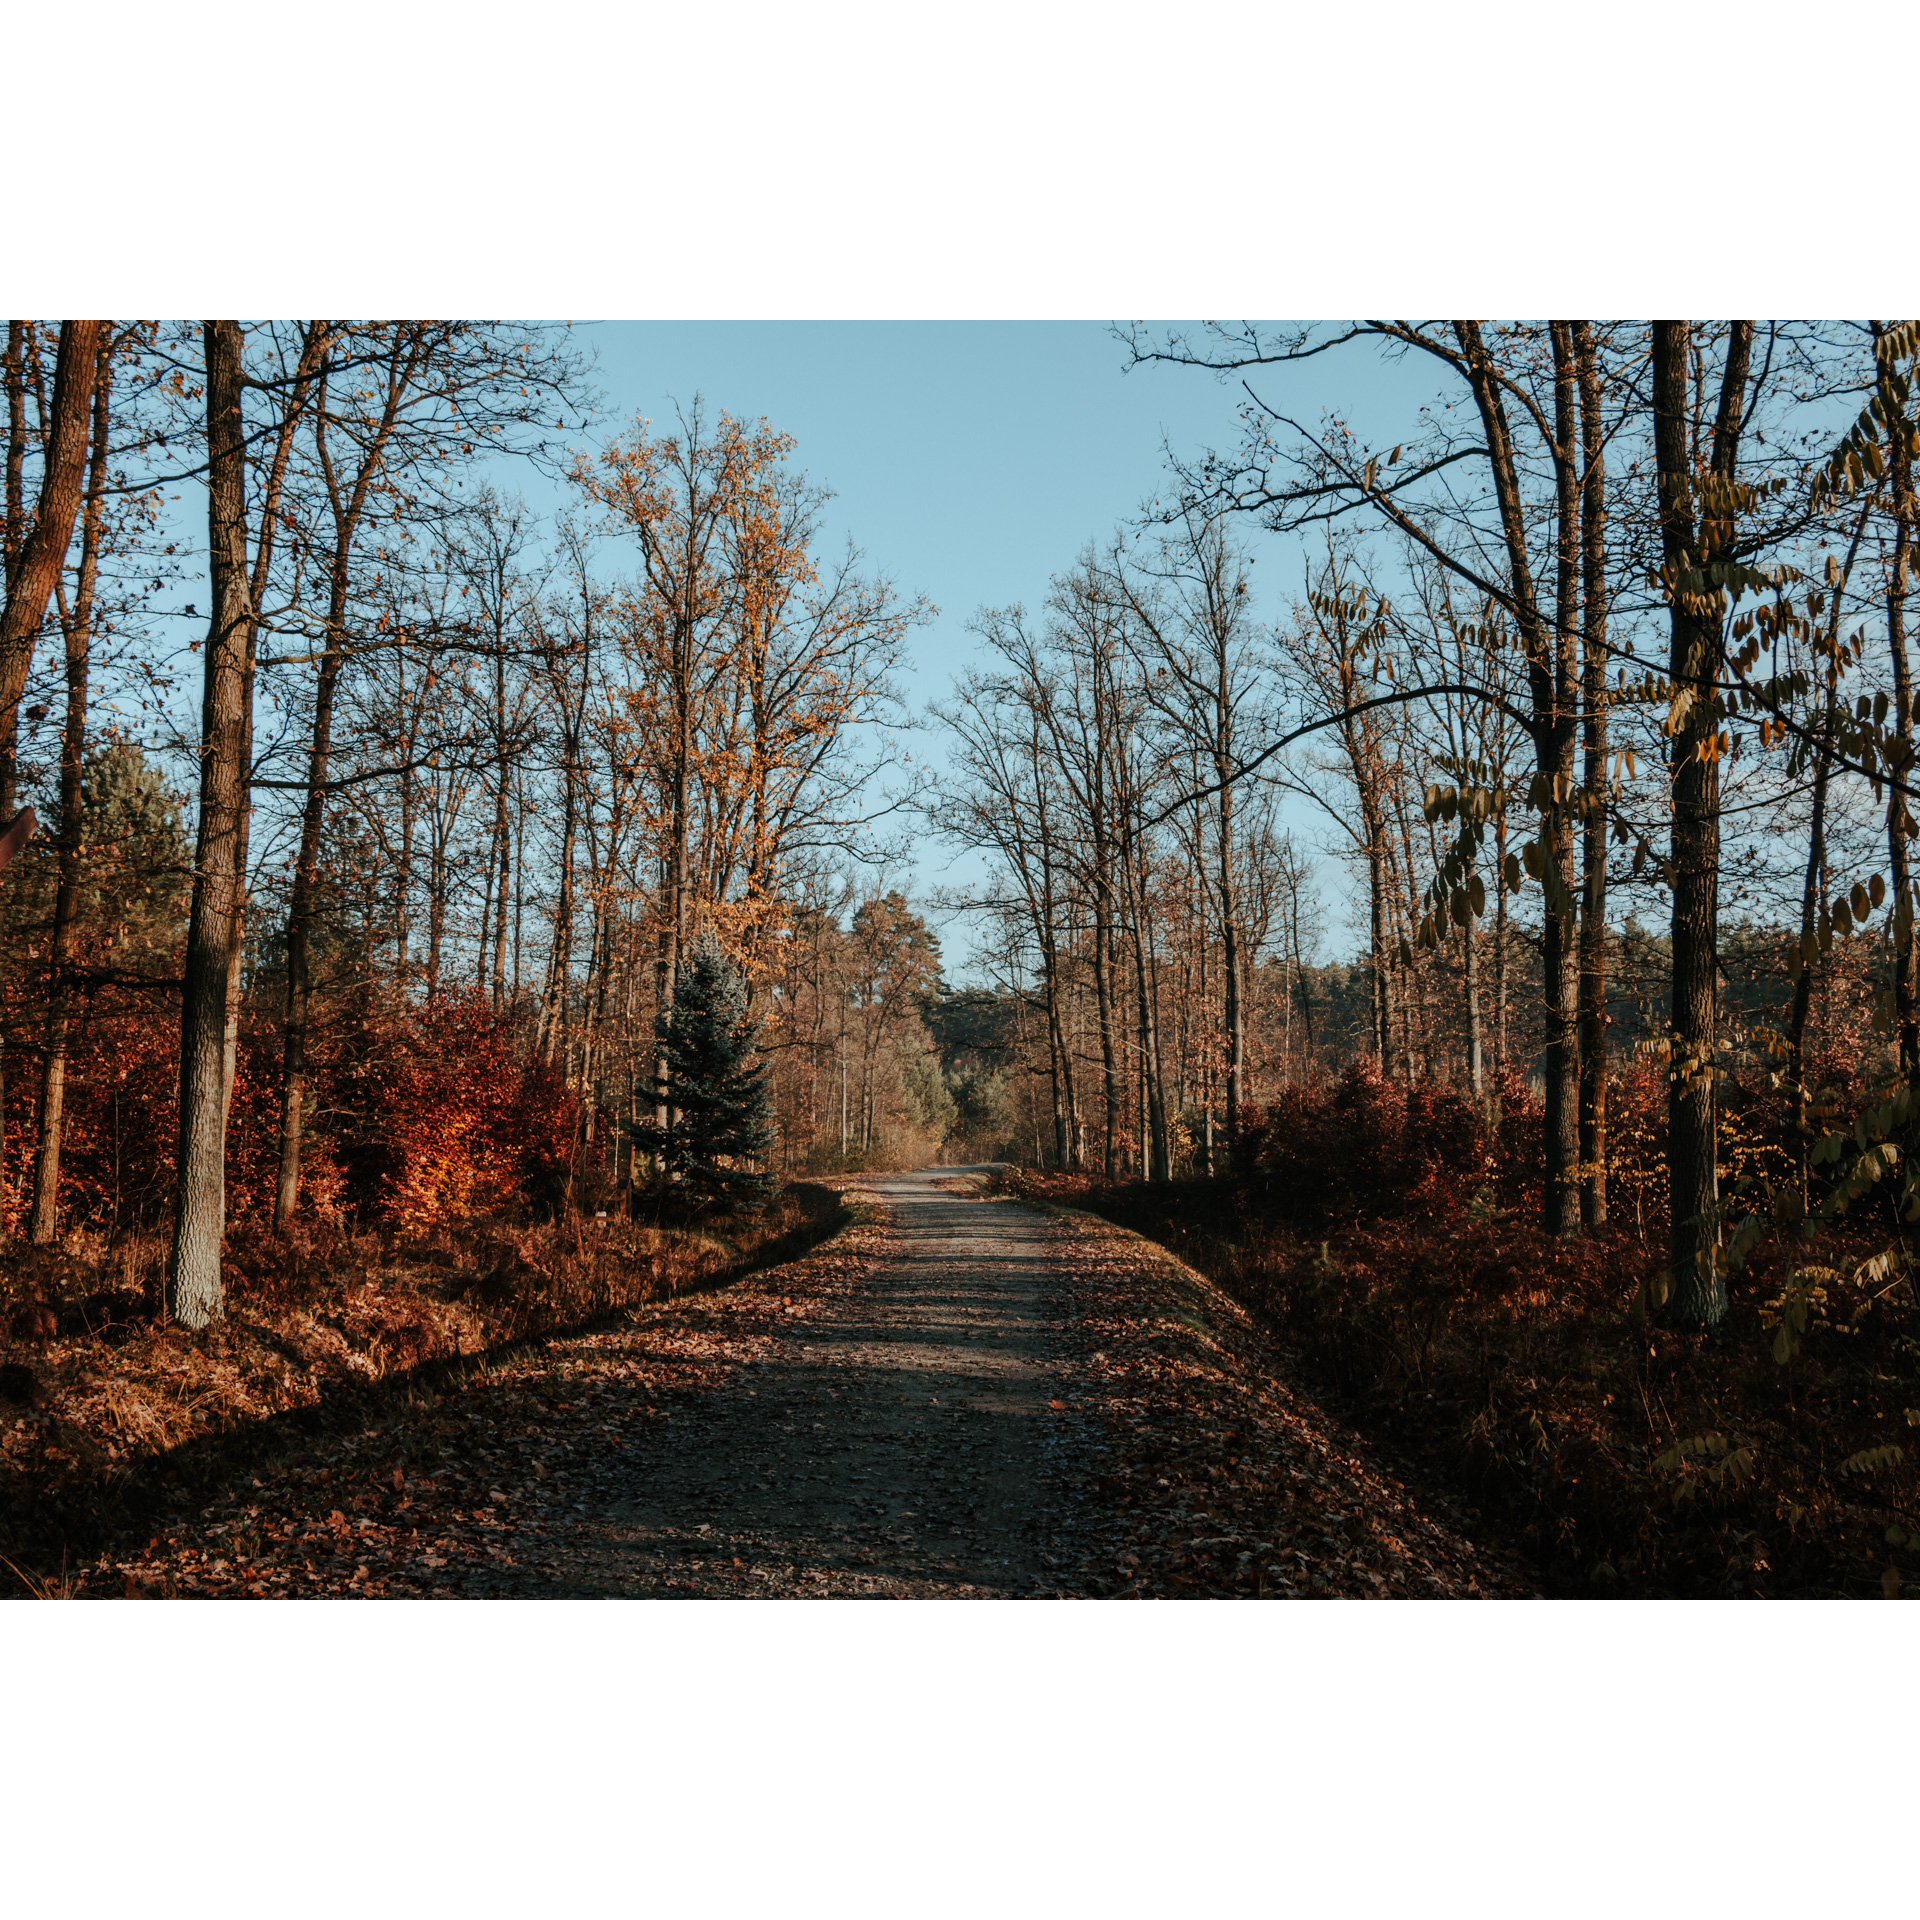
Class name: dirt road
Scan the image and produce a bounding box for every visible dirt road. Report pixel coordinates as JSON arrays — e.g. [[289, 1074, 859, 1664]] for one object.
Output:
[[495, 1166, 1105, 1596], [107, 1168, 1524, 1599]]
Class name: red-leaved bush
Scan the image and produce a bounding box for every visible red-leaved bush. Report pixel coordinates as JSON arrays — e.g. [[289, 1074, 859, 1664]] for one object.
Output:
[[325, 991, 578, 1229], [2, 987, 576, 1236], [1238, 1060, 1521, 1230]]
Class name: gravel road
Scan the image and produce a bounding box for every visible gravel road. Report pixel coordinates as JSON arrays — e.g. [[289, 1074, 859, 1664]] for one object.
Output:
[[106, 1166, 1521, 1599], [518, 1166, 1104, 1596]]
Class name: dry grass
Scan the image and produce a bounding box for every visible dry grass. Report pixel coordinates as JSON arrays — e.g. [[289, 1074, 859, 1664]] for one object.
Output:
[[0, 1184, 846, 1583]]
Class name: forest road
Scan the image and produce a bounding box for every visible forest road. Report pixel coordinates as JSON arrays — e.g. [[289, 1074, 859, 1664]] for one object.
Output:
[[107, 1166, 1521, 1597], [519, 1166, 1103, 1597]]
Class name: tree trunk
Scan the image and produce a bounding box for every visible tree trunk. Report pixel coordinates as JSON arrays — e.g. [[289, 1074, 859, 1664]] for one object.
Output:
[[491, 651, 511, 1014], [27, 338, 111, 1242], [1493, 808, 1510, 1067], [275, 339, 403, 1229], [538, 762, 578, 1065], [1092, 899, 1120, 1177], [4, 323, 26, 591], [168, 321, 253, 1329], [1788, 671, 1836, 1205], [227, 325, 323, 1131], [1124, 825, 1170, 1179], [1538, 322, 1584, 1236], [1366, 827, 1390, 1066], [1790, 506, 1869, 1195], [1656, 318, 1753, 1329], [1217, 776, 1244, 1166], [0, 320, 101, 822], [1877, 332, 1919, 1084], [1456, 319, 1580, 1235], [652, 734, 690, 1166], [1574, 321, 1610, 1227], [1464, 893, 1484, 1100], [1043, 936, 1074, 1168], [427, 821, 447, 1001]]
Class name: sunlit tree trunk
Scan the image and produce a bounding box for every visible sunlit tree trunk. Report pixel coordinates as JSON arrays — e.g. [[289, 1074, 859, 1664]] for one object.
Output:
[[0, 319, 100, 823], [169, 321, 252, 1329]]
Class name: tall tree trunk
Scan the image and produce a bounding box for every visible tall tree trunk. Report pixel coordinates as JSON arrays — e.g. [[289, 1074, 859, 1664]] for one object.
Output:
[[512, 767, 526, 1003], [1877, 330, 1920, 1084], [1456, 319, 1580, 1235], [1574, 321, 1611, 1227], [1538, 322, 1584, 1235], [1656, 318, 1753, 1329], [476, 829, 494, 989], [27, 339, 111, 1242], [168, 321, 253, 1329]]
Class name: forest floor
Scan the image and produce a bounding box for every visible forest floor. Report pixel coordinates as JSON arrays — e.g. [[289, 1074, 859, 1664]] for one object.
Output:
[[28, 1170, 1526, 1599], [1030, 1167, 1920, 1599]]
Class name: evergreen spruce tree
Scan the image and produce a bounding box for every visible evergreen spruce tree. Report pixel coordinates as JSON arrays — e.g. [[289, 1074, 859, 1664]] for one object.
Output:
[[630, 928, 774, 1210]]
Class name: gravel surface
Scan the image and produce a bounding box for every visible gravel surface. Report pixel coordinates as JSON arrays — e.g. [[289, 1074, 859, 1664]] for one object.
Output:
[[470, 1167, 1106, 1597]]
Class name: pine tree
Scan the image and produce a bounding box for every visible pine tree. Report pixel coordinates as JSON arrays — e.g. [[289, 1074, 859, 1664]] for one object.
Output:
[[630, 927, 774, 1209]]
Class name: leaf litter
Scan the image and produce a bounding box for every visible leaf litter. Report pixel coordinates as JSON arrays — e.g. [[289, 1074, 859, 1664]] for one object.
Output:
[[41, 1177, 1526, 1600]]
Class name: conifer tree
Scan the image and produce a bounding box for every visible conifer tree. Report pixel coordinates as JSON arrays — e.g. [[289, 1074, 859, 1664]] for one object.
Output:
[[631, 927, 774, 1209]]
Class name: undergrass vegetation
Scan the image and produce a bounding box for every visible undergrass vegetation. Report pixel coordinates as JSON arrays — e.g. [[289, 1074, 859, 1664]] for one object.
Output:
[[1002, 1063, 1920, 1599], [0, 1181, 848, 1584]]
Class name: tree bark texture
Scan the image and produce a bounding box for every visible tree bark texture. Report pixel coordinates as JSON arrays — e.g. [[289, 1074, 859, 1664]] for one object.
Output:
[[0, 320, 101, 823], [169, 321, 253, 1328]]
